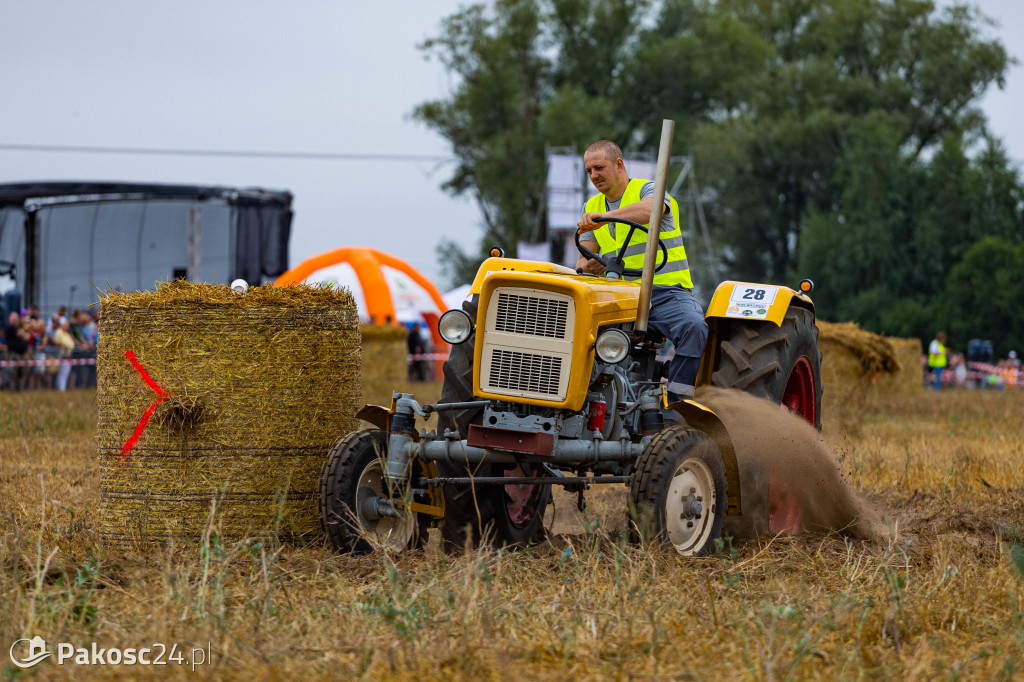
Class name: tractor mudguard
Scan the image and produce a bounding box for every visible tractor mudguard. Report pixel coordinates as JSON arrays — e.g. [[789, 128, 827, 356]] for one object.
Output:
[[355, 404, 390, 432], [355, 403, 421, 442], [667, 399, 742, 516], [705, 280, 814, 327]]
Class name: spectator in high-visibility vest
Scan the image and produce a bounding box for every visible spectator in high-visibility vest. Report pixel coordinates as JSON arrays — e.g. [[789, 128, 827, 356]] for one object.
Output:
[[576, 140, 708, 402], [928, 331, 948, 391]]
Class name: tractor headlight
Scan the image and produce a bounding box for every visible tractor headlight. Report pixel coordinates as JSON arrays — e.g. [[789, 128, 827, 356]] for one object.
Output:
[[438, 309, 473, 344], [595, 329, 630, 364]]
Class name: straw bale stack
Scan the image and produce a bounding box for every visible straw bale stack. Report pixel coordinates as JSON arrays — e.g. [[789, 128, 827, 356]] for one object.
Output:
[[97, 281, 360, 548], [873, 337, 923, 395], [818, 321, 920, 422], [360, 324, 407, 401]]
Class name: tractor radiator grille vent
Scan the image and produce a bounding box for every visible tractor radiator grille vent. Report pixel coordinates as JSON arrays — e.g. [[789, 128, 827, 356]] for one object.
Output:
[[494, 292, 568, 339], [487, 349, 563, 396]]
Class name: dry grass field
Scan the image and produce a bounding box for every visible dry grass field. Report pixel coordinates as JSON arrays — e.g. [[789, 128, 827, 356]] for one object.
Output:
[[1, 383, 1022, 680]]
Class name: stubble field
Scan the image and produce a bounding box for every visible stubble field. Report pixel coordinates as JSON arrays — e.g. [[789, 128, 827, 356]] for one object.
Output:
[[1, 383, 1022, 680]]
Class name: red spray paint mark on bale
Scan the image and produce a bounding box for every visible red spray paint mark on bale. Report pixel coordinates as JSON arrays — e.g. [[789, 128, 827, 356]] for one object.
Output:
[[120, 350, 169, 461]]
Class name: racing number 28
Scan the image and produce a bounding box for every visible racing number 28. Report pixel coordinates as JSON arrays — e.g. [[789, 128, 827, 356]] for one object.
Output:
[[741, 288, 766, 301]]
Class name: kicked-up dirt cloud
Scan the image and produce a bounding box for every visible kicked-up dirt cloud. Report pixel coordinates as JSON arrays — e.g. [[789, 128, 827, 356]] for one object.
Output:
[[695, 387, 891, 543]]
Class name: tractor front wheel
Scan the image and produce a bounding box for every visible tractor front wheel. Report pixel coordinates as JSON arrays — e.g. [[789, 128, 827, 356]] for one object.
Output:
[[318, 428, 423, 554], [629, 426, 727, 556]]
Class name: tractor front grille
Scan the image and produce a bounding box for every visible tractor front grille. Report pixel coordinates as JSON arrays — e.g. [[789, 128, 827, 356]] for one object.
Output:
[[487, 349, 563, 396], [494, 292, 569, 339], [480, 287, 575, 402]]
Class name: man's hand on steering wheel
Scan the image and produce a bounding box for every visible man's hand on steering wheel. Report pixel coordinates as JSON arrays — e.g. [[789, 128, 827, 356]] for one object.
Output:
[[574, 216, 669, 279], [578, 251, 606, 275], [577, 211, 605, 233]]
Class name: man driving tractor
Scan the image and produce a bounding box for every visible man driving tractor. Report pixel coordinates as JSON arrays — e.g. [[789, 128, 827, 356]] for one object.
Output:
[[576, 140, 707, 402]]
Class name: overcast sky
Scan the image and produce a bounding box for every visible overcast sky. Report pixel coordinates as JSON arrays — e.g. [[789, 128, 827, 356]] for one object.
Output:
[[1, 1, 1021, 290]]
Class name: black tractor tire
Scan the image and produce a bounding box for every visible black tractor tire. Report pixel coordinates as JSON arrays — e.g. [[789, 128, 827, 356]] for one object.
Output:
[[318, 428, 425, 554], [437, 295, 482, 438], [710, 307, 823, 430], [629, 426, 727, 556], [436, 461, 494, 551], [437, 461, 550, 552]]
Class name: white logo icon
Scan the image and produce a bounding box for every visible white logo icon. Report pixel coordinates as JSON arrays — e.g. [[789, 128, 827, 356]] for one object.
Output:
[[10, 635, 52, 668]]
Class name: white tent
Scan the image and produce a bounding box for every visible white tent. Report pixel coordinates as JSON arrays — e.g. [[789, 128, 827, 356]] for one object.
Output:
[[442, 284, 472, 311]]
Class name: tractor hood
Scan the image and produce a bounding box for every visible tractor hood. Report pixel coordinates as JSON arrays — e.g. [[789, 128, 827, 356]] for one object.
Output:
[[469, 261, 643, 410]]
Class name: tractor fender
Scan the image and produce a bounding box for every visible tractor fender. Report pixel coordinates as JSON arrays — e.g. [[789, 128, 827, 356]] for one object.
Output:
[[668, 399, 742, 516], [355, 403, 421, 442], [705, 280, 814, 327]]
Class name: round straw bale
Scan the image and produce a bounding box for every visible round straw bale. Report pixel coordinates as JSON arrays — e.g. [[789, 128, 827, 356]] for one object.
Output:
[[819, 321, 896, 418], [360, 324, 407, 403], [872, 337, 923, 396], [97, 280, 360, 549]]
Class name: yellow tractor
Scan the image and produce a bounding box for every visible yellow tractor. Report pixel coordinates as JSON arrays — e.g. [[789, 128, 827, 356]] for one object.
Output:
[[318, 124, 822, 556]]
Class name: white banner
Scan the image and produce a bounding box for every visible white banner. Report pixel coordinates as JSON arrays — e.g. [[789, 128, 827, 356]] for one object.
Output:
[[546, 153, 584, 232], [547, 153, 658, 235], [517, 241, 551, 262], [624, 159, 656, 182]]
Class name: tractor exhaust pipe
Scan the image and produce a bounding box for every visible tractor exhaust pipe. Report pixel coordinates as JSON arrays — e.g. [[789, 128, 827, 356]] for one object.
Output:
[[635, 119, 675, 334]]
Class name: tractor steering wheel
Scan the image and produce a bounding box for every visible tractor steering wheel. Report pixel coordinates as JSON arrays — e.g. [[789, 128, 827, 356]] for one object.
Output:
[[575, 217, 669, 279]]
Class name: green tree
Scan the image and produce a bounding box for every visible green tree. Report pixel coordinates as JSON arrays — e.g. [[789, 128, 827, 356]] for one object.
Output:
[[416, 0, 1017, 320], [942, 237, 1024, 356], [414, 0, 550, 285], [711, 0, 1010, 282]]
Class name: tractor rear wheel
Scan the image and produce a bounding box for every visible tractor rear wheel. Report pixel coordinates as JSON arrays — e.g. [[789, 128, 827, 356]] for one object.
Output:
[[318, 428, 425, 554], [437, 462, 550, 552], [711, 307, 823, 429], [629, 426, 727, 556]]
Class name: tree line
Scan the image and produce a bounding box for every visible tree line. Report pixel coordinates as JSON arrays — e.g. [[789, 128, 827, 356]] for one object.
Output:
[[414, 0, 1023, 355]]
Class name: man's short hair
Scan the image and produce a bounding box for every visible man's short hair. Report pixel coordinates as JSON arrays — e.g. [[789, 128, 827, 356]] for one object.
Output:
[[585, 140, 623, 162]]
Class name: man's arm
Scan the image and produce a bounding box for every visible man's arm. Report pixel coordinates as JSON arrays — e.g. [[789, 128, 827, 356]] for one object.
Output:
[[577, 195, 671, 233]]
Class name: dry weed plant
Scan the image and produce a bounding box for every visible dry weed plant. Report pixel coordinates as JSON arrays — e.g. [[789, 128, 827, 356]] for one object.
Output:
[[1, 386, 1022, 680]]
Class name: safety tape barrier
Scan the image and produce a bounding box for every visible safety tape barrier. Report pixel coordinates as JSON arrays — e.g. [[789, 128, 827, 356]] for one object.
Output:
[[944, 361, 1024, 388], [0, 357, 97, 367], [2, 355, 448, 367], [3, 356, 443, 367]]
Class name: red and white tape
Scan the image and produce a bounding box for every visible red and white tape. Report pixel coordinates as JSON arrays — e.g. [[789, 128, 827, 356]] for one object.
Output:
[[0, 358, 97, 368]]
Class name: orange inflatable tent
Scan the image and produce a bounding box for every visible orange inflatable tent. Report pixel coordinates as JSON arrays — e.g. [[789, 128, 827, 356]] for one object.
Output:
[[275, 247, 449, 351]]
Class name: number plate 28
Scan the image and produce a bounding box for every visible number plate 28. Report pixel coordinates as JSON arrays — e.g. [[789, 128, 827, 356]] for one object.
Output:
[[725, 285, 779, 320]]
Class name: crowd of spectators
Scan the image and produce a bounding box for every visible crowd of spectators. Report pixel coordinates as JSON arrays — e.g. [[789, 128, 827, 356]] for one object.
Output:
[[1, 305, 98, 391], [926, 349, 1022, 390]]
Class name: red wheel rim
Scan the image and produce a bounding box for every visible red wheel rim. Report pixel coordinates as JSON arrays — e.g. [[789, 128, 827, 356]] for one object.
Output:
[[782, 356, 816, 426], [504, 464, 543, 528]]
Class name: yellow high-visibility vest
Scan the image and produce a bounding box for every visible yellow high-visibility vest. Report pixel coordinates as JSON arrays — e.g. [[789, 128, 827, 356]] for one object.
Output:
[[584, 178, 692, 287], [928, 341, 947, 368]]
